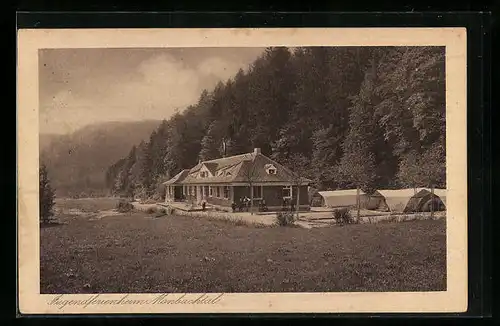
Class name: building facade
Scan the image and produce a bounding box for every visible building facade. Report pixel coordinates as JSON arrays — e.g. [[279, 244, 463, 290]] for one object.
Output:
[[163, 148, 311, 212]]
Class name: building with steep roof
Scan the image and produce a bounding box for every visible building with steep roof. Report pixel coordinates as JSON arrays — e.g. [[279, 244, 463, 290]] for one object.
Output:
[[163, 148, 312, 211]]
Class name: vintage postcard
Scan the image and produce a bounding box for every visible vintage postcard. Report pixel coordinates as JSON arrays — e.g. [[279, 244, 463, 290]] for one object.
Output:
[[17, 27, 467, 314]]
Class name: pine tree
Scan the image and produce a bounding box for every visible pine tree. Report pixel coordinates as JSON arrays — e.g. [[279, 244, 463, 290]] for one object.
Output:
[[397, 150, 423, 193], [337, 62, 379, 222], [114, 146, 137, 198], [199, 121, 222, 161], [311, 125, 343, 190], [39, 163, 56, 224]]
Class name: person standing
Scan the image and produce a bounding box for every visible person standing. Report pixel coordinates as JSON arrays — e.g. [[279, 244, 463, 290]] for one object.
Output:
[[239, 197, 244, 212], [244, 196, 249, 212]]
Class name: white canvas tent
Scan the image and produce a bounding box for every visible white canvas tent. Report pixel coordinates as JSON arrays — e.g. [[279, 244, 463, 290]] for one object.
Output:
[[377, 188, 445, 213], [377, 188, 425, 213], [363, 190, 390, 211], [318, 189, 364, 208], [316, 189, 388, 210]]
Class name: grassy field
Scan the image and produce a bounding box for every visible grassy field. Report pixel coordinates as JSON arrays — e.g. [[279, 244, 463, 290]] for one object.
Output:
[[41, 198, 446, 294], [54, 197, 120, 213]]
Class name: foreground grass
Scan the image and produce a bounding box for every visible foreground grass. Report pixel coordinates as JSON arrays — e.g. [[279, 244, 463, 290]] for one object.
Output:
[[40, 213, 446, 294]]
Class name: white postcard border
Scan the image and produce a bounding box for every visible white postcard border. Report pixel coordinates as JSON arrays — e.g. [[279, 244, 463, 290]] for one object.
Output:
[[17, 27, 467, 314]]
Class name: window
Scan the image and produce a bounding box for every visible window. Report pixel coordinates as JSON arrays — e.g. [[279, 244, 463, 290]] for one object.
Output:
[[209, 186, 213, 196], [204, 186, 209, 196], [200, 171, 208, 178], [224, 186, 230, 199], [282, 186, 292, 198], [265, 164, 277, 175], [253, 186, 263, 199], [216, 186, 220, 198]]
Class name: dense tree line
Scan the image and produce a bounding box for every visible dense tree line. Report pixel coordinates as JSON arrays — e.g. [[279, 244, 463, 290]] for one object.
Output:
[[106, 46, 446, 199]]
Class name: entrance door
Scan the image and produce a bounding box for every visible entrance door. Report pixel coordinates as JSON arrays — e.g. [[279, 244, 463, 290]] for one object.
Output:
[[174, 186, 182, 201]]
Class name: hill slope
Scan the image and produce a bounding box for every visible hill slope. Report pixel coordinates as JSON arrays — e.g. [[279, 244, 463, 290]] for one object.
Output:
[[40, 120, 160, 197], [39, 133, 60, 152]]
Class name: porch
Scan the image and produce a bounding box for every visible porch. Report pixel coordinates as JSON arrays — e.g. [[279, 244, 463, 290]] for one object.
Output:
[[164, 183, 310, 212]]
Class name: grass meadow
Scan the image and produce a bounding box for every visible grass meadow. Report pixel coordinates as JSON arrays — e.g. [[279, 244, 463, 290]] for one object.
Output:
[[40, 198, 446, 294]]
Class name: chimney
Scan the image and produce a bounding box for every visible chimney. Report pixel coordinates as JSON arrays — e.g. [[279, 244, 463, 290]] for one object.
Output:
[[253, 148, 261, 155]]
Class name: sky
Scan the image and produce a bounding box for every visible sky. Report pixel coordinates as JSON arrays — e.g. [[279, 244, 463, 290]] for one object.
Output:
[[39, 47, 265, 134]]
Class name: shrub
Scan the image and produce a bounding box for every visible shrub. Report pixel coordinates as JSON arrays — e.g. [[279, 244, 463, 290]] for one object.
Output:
[[154, 208, 167, 217], [332, 208, 355, 226], [275, 211, 296, 227], [152, 192, 163, 202], [116, 200, 134, 213], [145, 207, 157, 214]]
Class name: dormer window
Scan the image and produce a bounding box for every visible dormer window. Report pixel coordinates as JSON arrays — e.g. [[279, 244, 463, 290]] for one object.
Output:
[[200, 171, 208, 178], [216, 170, 224, 177], [225, 172, 232, 177], [265, 164, 277, 175]]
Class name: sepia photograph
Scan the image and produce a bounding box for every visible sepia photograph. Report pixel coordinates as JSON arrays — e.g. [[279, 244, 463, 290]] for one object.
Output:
[[17, 28, 467, 314]]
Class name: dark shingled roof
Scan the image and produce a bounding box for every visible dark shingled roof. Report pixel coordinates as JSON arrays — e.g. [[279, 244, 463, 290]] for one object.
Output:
[[162, 169, 190, 185], [165, 150, 312, 185]]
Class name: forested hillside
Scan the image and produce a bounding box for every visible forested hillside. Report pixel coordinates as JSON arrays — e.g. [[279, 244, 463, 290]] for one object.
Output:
[[106, 46, 446, 199], [41, 120, 160, 197]]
